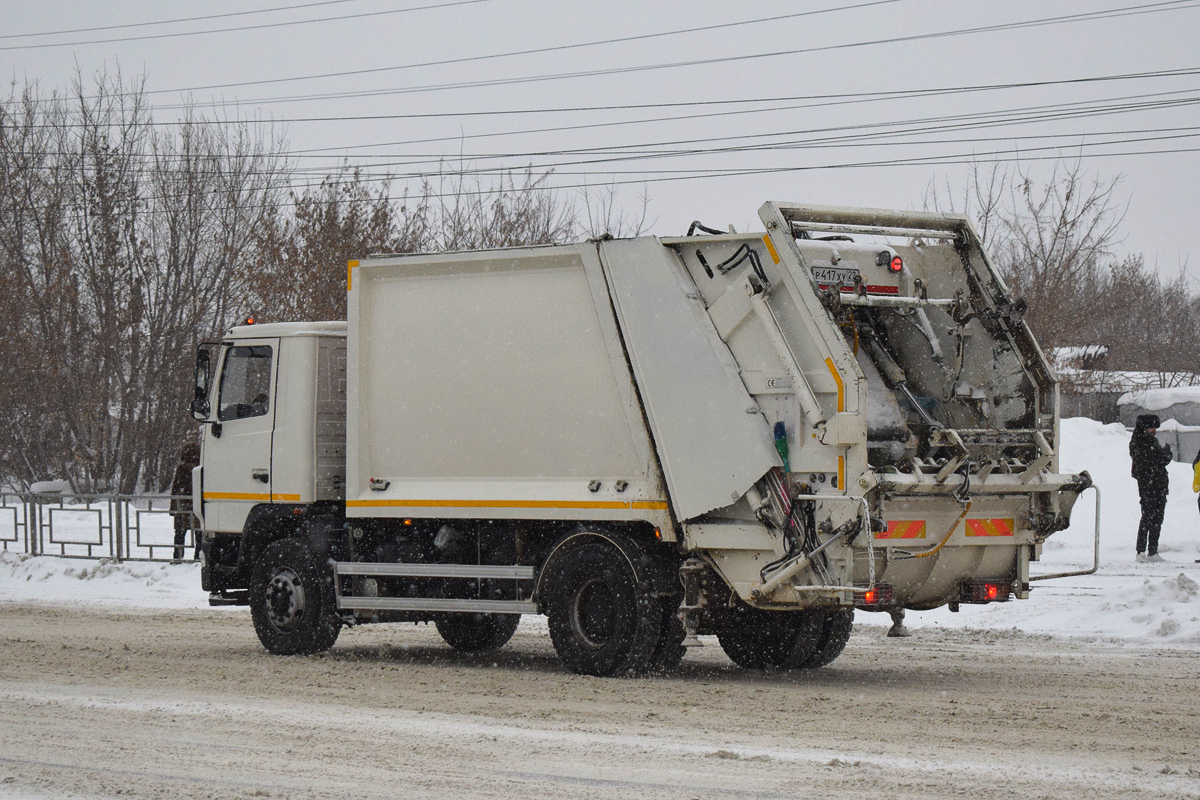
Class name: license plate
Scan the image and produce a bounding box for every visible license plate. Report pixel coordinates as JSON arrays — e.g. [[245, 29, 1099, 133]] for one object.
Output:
[[811, 266, 859, 288]]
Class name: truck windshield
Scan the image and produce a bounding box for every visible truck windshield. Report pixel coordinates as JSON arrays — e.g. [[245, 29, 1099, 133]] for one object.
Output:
[[218, 345, 273, 421]]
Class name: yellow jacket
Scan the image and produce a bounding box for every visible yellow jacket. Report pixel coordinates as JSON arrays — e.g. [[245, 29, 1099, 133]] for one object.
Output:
[[1193, 459, 1200, 493]]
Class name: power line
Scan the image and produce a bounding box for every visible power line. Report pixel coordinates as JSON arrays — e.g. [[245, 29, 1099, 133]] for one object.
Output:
[[11, 85, 1199, 174], [0, 0, 361, 41], [0, 0, 495, 53], [287, 75, 1200, 157], [153, 0, 1199, 110], [142, 0, 904, 96], [13, 89, 1199, 192], [59, 142, 1200, 217], [273, 90, 1200, 175], [10, 66, 1200, 134], [274, 128, 1200, 183], [273, 142, 1200, 201]]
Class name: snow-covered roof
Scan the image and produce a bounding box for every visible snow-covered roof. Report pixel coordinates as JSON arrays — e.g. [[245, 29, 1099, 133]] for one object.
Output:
[[1118, 385, 1200, 411], [1052, 345, 1109, 362], [1060, 369, 1200, 394]]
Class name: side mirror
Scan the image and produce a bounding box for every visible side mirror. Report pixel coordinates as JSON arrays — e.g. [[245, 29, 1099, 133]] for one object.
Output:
[[191, 348, 212, 421]]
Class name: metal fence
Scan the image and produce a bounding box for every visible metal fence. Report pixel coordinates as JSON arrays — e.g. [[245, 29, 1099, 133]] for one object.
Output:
[[1060, 392, 1122, 424], [0, 493, 194, 562]]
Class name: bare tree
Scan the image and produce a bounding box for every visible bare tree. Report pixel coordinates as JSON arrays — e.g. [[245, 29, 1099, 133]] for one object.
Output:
[[0, 71, 289, 492], [927, 158, 1126, 353], [249, 166, 419, 323], [427, 163, 576, 252], [997, 161, 1126, 350], [578, 182, 651, 239], [929, 158, 1200, 380]]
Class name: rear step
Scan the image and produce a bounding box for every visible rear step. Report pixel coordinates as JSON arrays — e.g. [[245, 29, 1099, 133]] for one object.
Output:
[[333, 561, 537, 614]]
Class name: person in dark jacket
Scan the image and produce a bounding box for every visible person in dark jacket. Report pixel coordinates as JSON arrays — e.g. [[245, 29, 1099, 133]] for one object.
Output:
[[1130, 414, 1171, 562], [170, 441, 201, 562]]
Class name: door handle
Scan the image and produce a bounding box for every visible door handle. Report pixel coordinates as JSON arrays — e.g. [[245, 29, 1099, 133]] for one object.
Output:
[[252, 470, 269, 484]]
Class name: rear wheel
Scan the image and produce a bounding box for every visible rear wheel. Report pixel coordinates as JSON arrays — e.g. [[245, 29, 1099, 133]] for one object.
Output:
[[435, 613, 520, 652], [545, 533, 663, 677], [797, 608, 854, 669], [716, 607, 822, 669], [646, 600, 687, 674], [249, 538, 341, 655]]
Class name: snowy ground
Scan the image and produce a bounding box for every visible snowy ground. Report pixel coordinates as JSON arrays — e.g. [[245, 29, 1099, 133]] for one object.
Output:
[[2, 417, 1199, 649]]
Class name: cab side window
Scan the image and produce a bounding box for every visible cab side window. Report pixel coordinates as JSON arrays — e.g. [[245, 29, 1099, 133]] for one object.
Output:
[[218, 345, 273, 421]]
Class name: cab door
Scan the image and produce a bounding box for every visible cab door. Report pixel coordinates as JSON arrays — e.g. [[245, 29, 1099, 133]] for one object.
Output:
[[202, 339, 279, 533]]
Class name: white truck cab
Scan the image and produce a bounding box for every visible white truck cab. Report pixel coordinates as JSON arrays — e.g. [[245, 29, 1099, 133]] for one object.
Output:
[[193, 322, 346, 596]]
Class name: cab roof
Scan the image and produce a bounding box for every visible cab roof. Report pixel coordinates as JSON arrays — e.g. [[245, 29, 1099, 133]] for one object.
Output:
[[226, 321, 346, 339]]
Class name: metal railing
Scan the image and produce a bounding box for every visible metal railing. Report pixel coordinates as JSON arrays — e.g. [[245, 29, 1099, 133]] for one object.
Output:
[[0, 493, 196, 562]]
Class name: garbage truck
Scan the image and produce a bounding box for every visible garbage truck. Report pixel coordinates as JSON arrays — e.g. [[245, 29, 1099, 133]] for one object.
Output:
[[189, 201, 1095, 676]]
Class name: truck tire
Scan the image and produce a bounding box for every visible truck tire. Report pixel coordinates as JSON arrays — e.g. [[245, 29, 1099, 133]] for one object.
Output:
[[716, 607, 822, 669], [646, 601, 687, 674], [435, 613, 520, 652], [797, 608, 854, 669], [249, 537, 341, 655], [545, 534, 663, 677]]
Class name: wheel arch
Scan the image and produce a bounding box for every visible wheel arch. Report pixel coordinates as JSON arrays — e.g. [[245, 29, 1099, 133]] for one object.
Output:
[[238, 503, 345, 584], [533, 524, 678, 612]]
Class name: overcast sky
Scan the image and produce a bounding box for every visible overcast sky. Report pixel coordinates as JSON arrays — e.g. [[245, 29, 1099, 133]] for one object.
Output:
[[4, 0, 1197, 277]]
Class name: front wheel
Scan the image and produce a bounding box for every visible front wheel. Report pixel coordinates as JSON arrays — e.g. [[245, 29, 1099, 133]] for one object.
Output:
[[435, 613, 520, 652], [249, 538, 341, 655]]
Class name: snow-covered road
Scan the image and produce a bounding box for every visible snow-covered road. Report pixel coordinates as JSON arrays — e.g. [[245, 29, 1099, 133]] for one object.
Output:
[[1, 604, 1198, 800]]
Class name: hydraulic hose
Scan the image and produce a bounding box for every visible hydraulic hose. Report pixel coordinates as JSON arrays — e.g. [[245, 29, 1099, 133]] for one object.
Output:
[[686, 220, 725, 236]]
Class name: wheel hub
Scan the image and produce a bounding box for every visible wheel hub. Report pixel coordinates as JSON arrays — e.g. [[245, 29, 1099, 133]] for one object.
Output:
[[265, 568, 306, 632], [571, 578, 617, 649]]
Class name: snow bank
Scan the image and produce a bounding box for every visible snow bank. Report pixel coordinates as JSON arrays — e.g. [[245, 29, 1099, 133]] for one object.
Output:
[[0, 551, 208, 609], [3, 418, 1200, 648]]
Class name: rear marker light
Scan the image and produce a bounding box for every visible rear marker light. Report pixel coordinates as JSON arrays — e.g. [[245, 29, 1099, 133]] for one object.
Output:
[[963, 581, 1012, 603], [889, 255, 903, 273], [854, 583, 894, 606]]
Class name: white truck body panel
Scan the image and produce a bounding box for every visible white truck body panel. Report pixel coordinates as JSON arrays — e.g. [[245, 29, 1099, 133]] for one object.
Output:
[[346, 245, 671, 528]]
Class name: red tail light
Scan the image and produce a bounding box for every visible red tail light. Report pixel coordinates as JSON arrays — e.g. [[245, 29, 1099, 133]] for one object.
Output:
[[889, 255, 903, 273], [963, 581, 1011, 603], [854, 583, 894, 607]]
